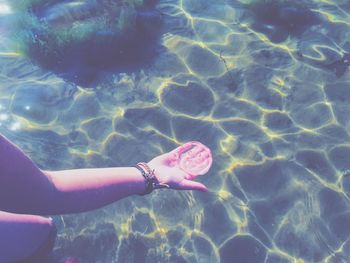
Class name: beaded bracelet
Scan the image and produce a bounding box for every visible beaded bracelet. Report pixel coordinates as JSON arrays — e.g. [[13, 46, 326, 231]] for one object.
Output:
[[135, 162, 170, 195]]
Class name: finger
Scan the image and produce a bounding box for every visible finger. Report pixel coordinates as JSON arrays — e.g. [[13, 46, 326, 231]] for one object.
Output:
[[187, 147, 205, 158], [178, 179, 208, 192], [173, 142, 194, 155], [184, 173, 197, 180], [201, 152, 211, 160], [180, 153, 213, 176], [168, 142, 194, 160], [188, 141, 211, 155]]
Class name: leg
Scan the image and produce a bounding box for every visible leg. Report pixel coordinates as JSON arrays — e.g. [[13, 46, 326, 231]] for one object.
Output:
[[0, 133, 57, 215], [0, 211, 56, 263]]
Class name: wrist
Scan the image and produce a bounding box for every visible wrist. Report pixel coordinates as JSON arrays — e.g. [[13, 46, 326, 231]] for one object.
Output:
[[135, 162, 169, 195]]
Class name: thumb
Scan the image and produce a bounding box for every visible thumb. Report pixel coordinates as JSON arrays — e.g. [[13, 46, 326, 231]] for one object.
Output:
[[178, 179, 208, 192]]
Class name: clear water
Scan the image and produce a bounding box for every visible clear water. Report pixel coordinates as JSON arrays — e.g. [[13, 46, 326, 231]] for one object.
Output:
[[0, 0, 350, 262]]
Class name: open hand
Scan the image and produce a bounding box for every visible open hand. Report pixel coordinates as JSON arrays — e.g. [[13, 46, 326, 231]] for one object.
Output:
[[147, 141, 212, 192]]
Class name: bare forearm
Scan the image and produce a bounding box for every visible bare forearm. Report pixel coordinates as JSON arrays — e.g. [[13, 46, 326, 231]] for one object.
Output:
[[0, 133, 147, 215], [43, 167, 146, 215]]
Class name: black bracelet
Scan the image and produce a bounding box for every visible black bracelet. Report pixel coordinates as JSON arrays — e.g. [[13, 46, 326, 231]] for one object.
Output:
[[135, 164, 154, 195], [135, 162, 170, 195]]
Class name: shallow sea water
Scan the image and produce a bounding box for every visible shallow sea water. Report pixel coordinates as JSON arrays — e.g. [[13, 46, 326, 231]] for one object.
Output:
[[0, 0, 350, 262]]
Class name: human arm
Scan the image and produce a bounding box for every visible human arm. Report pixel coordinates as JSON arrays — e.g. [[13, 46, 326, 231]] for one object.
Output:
[[0, 134, 210, 215]]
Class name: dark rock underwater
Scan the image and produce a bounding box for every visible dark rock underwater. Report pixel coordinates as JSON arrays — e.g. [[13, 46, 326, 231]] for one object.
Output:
[[9, 0, 164, 86]]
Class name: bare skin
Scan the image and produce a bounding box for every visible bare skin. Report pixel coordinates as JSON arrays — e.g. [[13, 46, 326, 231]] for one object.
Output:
[[0, 134, 212, 262]]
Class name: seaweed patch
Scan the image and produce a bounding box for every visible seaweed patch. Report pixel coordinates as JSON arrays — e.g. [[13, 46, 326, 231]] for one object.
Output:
[[8, 0, 163, 86]]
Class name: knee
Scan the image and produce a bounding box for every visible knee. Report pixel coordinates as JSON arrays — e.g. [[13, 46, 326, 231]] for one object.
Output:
[[46, 218, 57, 251], [30, 217, 57, 260], [16, 217, 57, 262], [0, 213, 57, 263], [42, 216, 56, 234], [31, 216, 57, 249]]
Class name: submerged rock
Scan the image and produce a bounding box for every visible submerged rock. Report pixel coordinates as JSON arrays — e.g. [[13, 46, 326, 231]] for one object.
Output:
[[9, 0, 163, 86]]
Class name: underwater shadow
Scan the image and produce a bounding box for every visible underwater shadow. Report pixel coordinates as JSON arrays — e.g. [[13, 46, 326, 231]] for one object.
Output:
[[24, 0, 163, 86], [296, 51, 350, 78], [246, 1, 321, 43]]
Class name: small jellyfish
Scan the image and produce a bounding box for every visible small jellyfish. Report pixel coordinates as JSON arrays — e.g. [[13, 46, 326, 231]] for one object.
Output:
[[177, 141, 213, 176]]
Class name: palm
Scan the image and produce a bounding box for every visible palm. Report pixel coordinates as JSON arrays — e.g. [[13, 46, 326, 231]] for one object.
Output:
[[147, 142, 212, 192]]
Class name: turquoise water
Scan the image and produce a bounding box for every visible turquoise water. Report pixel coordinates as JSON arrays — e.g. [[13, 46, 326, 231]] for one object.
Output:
[[0, 0, 350, 262]]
